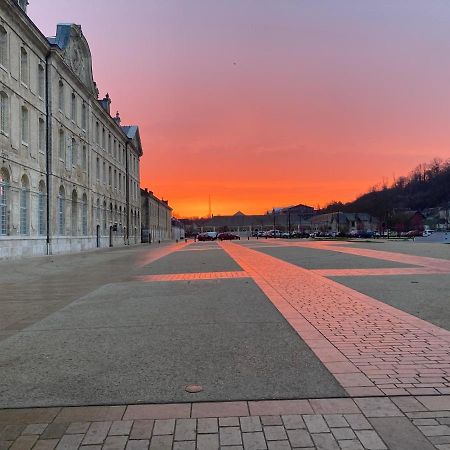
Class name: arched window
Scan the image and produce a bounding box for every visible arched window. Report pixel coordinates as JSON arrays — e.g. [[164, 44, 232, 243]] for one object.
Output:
[[0, 91, 8, 135], [71, 92, 76, 122], [21, 106, 28, 144], [38, 64, 45, 98], [0, 168, 10, 236], [71, 190, 78, 235], [58, 186, 65, 235], [0, 26, 7, 68], [82, 193, 88, 236], [38, 180, 46, 236], [20, 47, 28, 85], [58, 80, 64, 111], [19, 175, 29, 235]]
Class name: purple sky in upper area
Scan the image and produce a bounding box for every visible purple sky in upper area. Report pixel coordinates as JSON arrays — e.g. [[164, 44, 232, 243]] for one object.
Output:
[[29, 0, 450, 216]]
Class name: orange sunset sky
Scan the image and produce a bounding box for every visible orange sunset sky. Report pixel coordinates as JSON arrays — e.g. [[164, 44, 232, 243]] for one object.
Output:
[[30, 1, 450, 217]]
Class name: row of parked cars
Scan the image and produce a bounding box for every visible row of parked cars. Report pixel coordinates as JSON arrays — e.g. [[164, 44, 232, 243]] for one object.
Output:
[[197, 232, 241, 241]]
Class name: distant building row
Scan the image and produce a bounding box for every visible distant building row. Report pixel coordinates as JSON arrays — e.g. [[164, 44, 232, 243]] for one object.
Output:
[[0, 0, 142, 258]]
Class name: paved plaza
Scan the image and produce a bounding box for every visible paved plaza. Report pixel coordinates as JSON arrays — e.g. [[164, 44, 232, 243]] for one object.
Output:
[[1, 239, 450, 449]]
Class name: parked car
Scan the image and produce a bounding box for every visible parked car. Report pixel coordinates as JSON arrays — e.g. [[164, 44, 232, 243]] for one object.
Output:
[[217, 232, 240, 241], [197, 232, 218, 241]]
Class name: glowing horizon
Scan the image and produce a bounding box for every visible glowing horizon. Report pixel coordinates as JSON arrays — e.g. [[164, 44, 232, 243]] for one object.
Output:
[[29, 1, 450, 218]]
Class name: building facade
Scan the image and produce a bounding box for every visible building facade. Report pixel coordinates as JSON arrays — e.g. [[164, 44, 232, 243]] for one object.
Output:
[[0, 0, 142, 258], [140, 188, 172, 243], [311, 212, 378, 234]]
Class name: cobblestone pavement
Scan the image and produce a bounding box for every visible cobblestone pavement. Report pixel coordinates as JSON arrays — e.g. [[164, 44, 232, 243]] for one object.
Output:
[[220, 241, 450, 397], [4, 396, 450, 450]]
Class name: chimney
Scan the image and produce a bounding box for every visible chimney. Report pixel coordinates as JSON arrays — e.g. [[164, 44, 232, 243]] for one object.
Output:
[[100, 93, 111, 114], [113, 111, 121, 126]]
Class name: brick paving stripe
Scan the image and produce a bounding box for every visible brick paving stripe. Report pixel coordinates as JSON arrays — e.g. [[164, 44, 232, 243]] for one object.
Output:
[[220, 241, 450, 396]]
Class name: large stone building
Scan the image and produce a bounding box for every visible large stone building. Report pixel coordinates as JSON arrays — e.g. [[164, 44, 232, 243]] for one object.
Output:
[[0, 0, 142, 258], [140, 188, 172, 243]]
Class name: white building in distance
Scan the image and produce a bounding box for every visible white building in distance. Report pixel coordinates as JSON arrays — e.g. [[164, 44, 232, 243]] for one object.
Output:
[[0, 0, 143, 258]]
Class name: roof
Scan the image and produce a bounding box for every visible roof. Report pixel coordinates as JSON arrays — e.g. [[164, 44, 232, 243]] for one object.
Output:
[[122, 125, 138, 139]]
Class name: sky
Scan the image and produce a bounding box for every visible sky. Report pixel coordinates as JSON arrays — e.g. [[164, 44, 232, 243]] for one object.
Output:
[[29, 0, 450, 217]]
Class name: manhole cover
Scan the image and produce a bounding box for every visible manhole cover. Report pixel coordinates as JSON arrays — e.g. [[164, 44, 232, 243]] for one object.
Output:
[[185, 384, 203, 393]]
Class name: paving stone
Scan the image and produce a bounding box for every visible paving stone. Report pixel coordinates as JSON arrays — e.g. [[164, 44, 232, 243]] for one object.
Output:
[[331, 427, 355, 440], [174, 419, 196, 441], [219, 418, 239, 427], [417, 425, 450, 436], [354, 430, 387, 450], [103, 436, 128, 450], [55, 434, 84, 450], [343, 415, 372, 430], [80, 446, 102, 450], [310, 399, 359, 414], [286, 429, 313, 447], [391, 397, 428, 413], [338, 440, 364, 450], [125, 405, 189, 421], [22, 424, 48, 435], [240, 417, 262, 433], [370, 417, 435, 450], [41, 424, 69, 440], [302, 415, 329, 434], [109, 421, 133, 436], [219, 427, 242, 446], [354, 398, 402, 418], [260, 417, 282, 426], [267, 441, 291, 450], [65, 423, 91, 435], [412, 418, 439, 426], [56, 408, 124, 424], [192, 403, 248, 419], [173, 442, 195, 450], [197, 419, 218, 434], [0, 442, 12, 450], [242, 432, 267, 450], [0, 410, 60, 426], [149, 435, 172, 450], [125, 440, 149, 450], [263, 427, 287, 441], [9, 435, 38, 450], [0, 427, 25, 441], [323, 415, 348, 428], [311, 433, 339, 450], [83, 422, 111, 445], [130, 421, 154, 440], [280, 416, 304, 430], [220, 447, 243, 450], [152, 420, 175, 436], [417, 396, 450, 411], [197, 433, 219, 450], [430, 436, 450, 445], [249, 402, 312, 417], [33, 440, 59, 450]]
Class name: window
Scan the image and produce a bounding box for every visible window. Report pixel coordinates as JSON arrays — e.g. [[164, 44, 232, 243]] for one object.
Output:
[[114, 169, 117, 189], [71, 190, 78, 235], [38, 64, 45, 98], [82, 193, 88, 236], [21, 106, 28, 144], [71, 93, 76, 122], [20, 47, 28, 85], [59, 129, 65, 160], [109, 166, 112, 186], [0, 168, 9, 236], [19, 175, 29, 235], [71, 138, 77, 167], [81, 103, 87, 130], [95, 121, 99, 143], [114, 140, 117, 159], [103, 201, 107, 230], [118, 173, 121, 192], [38, 118, 45, 152], [96, 198, 100, 224], [0, 91, 8, 135], [102, 128, 105, 148], [38, 181, 46, 236], [82, 145, 87, 171], [0, 26, 7, 68], [103, 161, 106, 183], [108, 134, 111, 154], [96, 157, 100, 180], [58, 80, 64, 111], [58, 186, 65, 235]]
